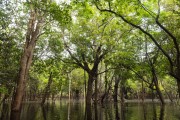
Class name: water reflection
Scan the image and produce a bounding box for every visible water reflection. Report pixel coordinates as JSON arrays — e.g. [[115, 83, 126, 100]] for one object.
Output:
[[159, 105, 165, 120], [0, 100, 180, 120], [1, 103, 10, 120]]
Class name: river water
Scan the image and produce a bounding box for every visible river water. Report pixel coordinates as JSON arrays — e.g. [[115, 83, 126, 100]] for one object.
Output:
[[0, 100, 180, 120]]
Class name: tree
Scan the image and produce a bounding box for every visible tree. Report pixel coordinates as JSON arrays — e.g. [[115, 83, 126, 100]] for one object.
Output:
[[63, 6, 120, 105], [95, 0, 180, 97], [11, 1, 45, 111]]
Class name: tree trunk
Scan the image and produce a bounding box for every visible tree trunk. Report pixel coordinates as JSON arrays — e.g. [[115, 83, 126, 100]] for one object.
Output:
[[152, 72, 165, 105], [113, 76, 120, 103], [41, 72, 53, 105], [11, 9, 42, 112], [86, 74, 94, 105], [94, 74, 98, 105], [84, 70, 87, 100], [11, 42, 36, 111]]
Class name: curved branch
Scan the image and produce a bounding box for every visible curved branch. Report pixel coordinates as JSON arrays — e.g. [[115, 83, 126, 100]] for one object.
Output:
[[95, 3, 174, 69]]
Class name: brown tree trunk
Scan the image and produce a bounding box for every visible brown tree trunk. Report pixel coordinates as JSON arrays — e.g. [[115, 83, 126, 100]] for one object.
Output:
[[86, 74, 93, 105], [11, 10, 43, 111], [11, 42, 35, 111]]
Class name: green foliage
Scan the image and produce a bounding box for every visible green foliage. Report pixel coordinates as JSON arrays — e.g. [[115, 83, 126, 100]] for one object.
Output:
[[0, 86, 8, 94]]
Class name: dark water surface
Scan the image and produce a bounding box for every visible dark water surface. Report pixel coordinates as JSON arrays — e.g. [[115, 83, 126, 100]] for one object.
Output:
[[0, 100, 180, 120]]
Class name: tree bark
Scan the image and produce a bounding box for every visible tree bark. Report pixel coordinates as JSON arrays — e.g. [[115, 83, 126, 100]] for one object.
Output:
[[86, 74, 94, 105], [11, 9, 42, 111]]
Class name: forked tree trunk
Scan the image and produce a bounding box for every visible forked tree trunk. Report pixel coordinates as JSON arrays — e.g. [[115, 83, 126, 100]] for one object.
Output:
[[11, 10, 42, 112]]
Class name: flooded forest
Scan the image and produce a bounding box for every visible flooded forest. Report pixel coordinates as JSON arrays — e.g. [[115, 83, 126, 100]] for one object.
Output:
[[0, 0, 180, 120]]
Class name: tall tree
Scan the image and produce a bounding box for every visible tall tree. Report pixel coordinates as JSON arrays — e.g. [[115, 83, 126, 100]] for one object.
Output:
[[95, 0, 180, 96], [11, 1, 45, 111]]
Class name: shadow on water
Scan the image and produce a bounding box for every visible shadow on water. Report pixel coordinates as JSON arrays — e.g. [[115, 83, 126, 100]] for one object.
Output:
[[0, 100, 180, 120]]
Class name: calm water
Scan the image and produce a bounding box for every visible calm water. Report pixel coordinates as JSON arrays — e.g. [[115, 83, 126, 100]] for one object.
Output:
[[0, 100, 180, 120]]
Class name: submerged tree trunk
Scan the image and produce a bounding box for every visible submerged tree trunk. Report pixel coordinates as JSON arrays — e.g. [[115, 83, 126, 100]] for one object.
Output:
[[11, 9, 43, 111], [113, 76, 120, 103], [86, 74, 94, 105], [41, 72, 53, 105]]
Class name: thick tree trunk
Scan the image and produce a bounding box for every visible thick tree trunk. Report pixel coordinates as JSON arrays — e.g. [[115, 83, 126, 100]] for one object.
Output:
[[86, 74, 93, 105], [11, 10, 42, 111], [11, 42, 35, 111]]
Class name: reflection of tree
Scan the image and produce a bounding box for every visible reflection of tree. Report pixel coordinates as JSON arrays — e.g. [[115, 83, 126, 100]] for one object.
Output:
[[85, 104, 92, 120], [94, 103, 98, 120], [41, 105, 47, 120], [0, 103, 10, 120], [120, 103, 125, 120], [152, 103, 157, 120], [159, 105, 165, 120], [142, 103, 147, 120], [114, 103, 120, 120], [10, 111, 21, 120]]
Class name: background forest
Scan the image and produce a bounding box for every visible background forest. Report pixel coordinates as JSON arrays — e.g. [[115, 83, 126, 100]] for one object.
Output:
[[0, 0, 180, 115]]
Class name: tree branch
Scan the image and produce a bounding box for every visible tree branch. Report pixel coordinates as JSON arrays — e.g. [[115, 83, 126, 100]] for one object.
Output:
[[95, 3, 174, 70]]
